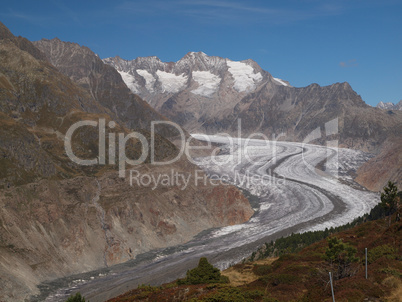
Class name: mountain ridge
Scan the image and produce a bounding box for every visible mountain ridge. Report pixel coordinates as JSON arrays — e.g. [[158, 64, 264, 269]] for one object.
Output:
[[33, 37, 177, 138], [0, 22, 254, 301], [102, 52, 372, 136], [376, 100, 402, 111], [102, 52, 289, 134], [103, 51, 402, 191]]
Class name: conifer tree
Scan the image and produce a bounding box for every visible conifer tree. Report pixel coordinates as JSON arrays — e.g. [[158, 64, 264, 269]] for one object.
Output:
[[380, 181, 398, 226], [324, 237, 358, 279]]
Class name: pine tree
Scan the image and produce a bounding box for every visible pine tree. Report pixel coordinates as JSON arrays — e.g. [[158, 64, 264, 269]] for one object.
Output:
[[324, 237, 359, 279], [66, 292, 86, 302], [380, 181, 398, 226], [177, 257, 226, 285]]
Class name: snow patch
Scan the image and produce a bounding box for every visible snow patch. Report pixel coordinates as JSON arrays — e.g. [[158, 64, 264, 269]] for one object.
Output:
[[226, 60, 262, 92], [273, 77, 288, 86], [376, 101, 402, 110], [136, 69, 156, 91], [118, 71, 139, 93], [191, 71, 221, 97], [188, 51, 208, 57], [156, 70, 187, 93]]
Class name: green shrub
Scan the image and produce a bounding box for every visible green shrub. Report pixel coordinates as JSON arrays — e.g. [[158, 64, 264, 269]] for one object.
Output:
[[324, 237, 359, 279], [380, 181, 398, 216], [65, 293, 86, 302], [202, 287, 253, 302], [283, 264, 309, 274], [206, 284, 219, 290], [163, 282, 177, 289], [260, 273, 300, 286], [177, 257, 225, 285], [367, 244, 397, 264], [220, 275, 230, 284], [134, 284, 161, 299], [253, 264, 272, 276], [136, 284, 160, 291], [263, 297, 280, 302], [278, 253, 300, 262], [243, 289, 264, 299], [378, 267, 402, 277]]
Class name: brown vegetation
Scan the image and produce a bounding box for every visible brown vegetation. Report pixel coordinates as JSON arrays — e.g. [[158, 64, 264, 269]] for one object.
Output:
[[107, 214, 401, 302]]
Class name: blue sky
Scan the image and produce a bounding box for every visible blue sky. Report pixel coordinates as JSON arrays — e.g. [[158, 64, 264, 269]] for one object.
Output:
[[1, 0, 401, 106]]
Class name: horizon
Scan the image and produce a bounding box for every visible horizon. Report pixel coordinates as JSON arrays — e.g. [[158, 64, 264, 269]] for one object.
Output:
[[1, 0, 401, 106]]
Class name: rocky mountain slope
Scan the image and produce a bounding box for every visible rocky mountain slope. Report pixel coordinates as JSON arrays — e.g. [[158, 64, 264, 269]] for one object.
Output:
[[103, 53, 401, 152], [104, 53, 402, 191], [1, 162, 253, 301], [103, 52, 289, 134], [376, 100, 402, 111], [33, 38, 178, 139], [356, 136, 402, 191], [0, 22, 253, 301]]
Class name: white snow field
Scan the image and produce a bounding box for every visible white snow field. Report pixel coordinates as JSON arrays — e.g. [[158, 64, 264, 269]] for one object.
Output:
[[136, 69, 156, 91], [226, 60, 263, 92], [155, 70, 188, 93], [191, 70, 221, 97], [273, 77, 289, 86], [117, 71, 139, 93], [41, 135, 379, 302]]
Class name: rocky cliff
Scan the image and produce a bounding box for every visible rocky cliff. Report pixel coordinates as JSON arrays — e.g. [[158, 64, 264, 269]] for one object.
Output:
[[355, 137, 402, 191], [0, 163, 253, 300], [0, 22, 253, 301]]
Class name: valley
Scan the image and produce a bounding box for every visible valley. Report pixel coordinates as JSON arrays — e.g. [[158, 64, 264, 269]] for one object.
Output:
[[34, 136, 379, 301], [0, 14, 400, 301]]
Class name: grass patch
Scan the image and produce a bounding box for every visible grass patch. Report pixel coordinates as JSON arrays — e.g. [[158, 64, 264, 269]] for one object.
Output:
[[368, 244, 398, 264], [253, 264, 272, 276]]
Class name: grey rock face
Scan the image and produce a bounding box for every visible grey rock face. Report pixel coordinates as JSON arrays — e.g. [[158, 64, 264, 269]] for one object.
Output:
[[104, 53, 401, 153], [103, 52, 288, 132], [0, 23, 254, 301], [33, 38, 176, 137]]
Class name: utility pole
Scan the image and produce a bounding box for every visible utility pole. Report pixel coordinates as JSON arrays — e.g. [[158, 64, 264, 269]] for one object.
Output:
[[329, 272, 335, 302], [365, 248, 368, 279]]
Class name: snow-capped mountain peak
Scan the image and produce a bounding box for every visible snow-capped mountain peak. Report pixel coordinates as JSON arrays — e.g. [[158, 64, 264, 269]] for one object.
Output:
[[103, 52, 289, 99], [102, 52, 292, 129], [175, 51, 227, 72], [376, 100, 402, 111], [185, 51, 208, 58]]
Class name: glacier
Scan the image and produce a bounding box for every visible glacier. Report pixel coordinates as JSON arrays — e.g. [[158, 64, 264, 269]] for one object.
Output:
[[155, 70, 188, 93], [117, 71, 139, 93], [191, 70, 221, 97], [136, 69, 156, 91], [39, 135, 379, 302], [226, 60, 263, 92]]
